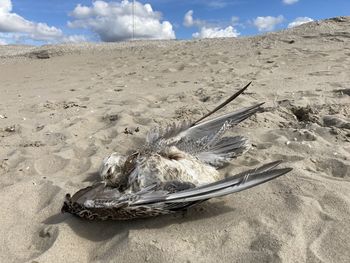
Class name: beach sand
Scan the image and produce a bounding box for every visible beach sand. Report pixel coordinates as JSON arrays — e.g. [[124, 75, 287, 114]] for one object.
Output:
[[0, 16, 349, 263]]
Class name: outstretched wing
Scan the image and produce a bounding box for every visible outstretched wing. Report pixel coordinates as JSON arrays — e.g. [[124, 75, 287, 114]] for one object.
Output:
[[62, 161, 292, 220], [145, 83, 263, 166], [147, 103, 264, 167], [175, 103, 263, 166], [146, 82, 254, 149]]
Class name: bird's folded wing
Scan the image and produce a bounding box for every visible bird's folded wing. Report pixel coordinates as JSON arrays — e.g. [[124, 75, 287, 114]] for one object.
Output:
[[62, 161, 292, 220]]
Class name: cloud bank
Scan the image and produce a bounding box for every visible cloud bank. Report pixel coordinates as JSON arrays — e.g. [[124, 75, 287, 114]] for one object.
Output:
[[68, 0, 175, 42], [0, 0, 85, 44]]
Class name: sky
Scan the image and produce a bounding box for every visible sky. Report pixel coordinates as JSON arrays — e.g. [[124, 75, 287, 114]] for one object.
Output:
[[0, 0, 349, 45]]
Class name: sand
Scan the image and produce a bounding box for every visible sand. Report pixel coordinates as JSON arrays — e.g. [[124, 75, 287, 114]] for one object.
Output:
[[0, 16, 349, 263]]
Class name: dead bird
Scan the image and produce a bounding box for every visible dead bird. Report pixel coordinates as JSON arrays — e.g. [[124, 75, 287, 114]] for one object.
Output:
[[62, 82, 292, 220]]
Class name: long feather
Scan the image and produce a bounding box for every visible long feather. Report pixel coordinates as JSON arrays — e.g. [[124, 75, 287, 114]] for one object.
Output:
[[191, 81, 252, 126]]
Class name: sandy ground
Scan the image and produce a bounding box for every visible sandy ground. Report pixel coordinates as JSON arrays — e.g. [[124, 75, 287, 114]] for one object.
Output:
[[0, 17, 349, 263]]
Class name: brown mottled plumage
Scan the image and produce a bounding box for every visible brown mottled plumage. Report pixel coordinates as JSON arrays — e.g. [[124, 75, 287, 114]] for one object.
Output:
[[62, 83, 292, 220]]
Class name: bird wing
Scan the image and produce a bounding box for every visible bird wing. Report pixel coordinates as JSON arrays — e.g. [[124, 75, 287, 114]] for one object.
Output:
[[145, 82, 263, 166], [62, 161, 292, 220], [146, 82, 253, 148]]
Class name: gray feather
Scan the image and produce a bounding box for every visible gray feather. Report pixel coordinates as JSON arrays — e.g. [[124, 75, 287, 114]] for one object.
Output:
[[62, 161, 292, 220], [157, 103, 264, 157], [166, 168, 292, 203], [196, 136, 250, 167]]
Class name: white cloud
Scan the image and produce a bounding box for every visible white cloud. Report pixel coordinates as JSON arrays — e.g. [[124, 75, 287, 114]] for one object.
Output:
[[0, 0, 62, 41], [68, 0, 175, 42], [184, 10, 239, 39], [0, 0, 11, 13], [183, 10, 194, 27], [193, 26, 239, 39], [0, 0, 85, 44], [183, 10, 204, 27], [283, 0, 299, 4], [253, 15, 284, 32], [0, 38, 7, 45], [288, 17, 313, 28]]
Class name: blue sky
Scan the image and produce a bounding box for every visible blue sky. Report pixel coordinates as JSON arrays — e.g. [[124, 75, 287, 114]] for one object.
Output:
[[0, 0, 349, 45]]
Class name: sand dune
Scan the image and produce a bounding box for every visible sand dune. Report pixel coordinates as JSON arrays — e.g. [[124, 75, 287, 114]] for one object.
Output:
[[0, 17, 349, 263]]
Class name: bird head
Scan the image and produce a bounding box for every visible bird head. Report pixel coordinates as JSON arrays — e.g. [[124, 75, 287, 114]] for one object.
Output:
[[99, 152, 127, 189]]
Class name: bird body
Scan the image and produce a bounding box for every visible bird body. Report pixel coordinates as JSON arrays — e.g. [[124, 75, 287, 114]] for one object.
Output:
[[62, 83, 292, 220], [127, 146, 221, 192]]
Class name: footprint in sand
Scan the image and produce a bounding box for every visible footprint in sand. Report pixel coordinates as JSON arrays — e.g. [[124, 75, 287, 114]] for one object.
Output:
[[315, 158, 349, 178], [194, 88, 211, 103], [43, 132, 67, 146], [250, 233, 282, 256], [309, 192, 350, 263], [65, 158, 92, 176], [5, 224, 58, 262], [309, 223, 350, 263], [34, 155, 68, 175], [35, 225, 59, 257]]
